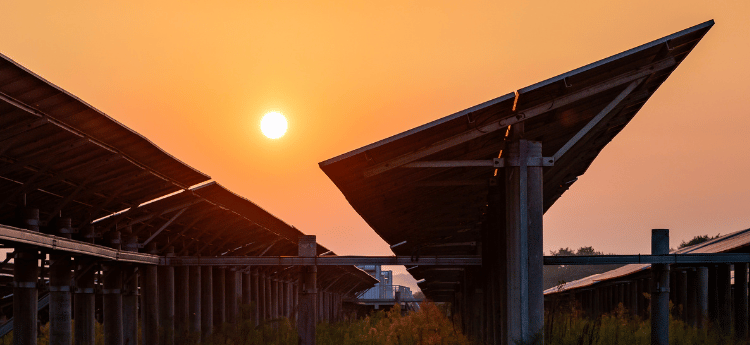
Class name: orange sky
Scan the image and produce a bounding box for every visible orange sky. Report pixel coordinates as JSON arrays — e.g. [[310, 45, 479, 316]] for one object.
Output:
[[1, 2, 749, 271]]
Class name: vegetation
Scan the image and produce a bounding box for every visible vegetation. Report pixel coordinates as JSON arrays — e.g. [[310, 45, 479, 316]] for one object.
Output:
[[679, 234, 721, 249], [546, 301, 747, 345], [545, 246, 623, 290]]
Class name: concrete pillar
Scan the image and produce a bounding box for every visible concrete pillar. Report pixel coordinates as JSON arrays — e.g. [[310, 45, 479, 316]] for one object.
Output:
[[651, 229, 670, 345], [629, 281, 638, 316], [686, 268, 698, 327], [200, 266, 213, 341], [258, 271, 266, 321], [212, 267, 225, 328], [189, 265, 202, 342], [225, 268, 239, 325], [284, 280, 291, 318], [141, 243, 159, 345], [103, 231, 123, 345], [717, 264, 732, 333], [74, 256, 96, 345], [242, 270, 252, 320], [272, 277, 279, 319], [121, 230, 138, 345], [14, 206, 40, 345], [675, 270, 687, 322], [265, 274, 273, 319], [709, 265, 718, 322], [696, 266, 709, 328], [252, 270, 260, 325], [503, 139, 544, 344], [298, 236, 317, 345], [158, 248, 176, 345], [293, 282, 299, 321], [175, 265, 190, 342], [735, 263, 748, 338], [49, 217, 73, 345]]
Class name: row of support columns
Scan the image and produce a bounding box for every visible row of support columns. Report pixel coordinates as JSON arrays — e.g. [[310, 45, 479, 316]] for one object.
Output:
[[9, 209, 349, 345]]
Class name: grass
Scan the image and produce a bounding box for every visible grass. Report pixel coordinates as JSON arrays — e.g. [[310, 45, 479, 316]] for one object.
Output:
[[546, 301, 749, 345]]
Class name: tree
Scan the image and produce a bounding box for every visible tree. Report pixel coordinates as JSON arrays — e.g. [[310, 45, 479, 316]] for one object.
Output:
[[550, 247, 576, 256], [679, 234, 721, 249], [575, 246, 603, 256]]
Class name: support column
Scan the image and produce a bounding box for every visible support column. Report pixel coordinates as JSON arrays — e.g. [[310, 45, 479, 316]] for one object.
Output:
[[629, 280, 638, 316], [242, 270, 252, 320], [74, 255, 96, 345], [677, 270, 688, 322], [158, 248, 176, 345], [14, 206, 40, 345], [265, 274, 273, 319], [717, 264, 732, 333], [225, 268, 239, 325], [189, 265, 202, 342], [103, 231, 123, 345], [141, 243, 159, 345], [252, 269, 260, 325], [272, 277, 279, 319], [175, 265, 190, 342], [49, 217, 73, 345], [503, 139, 544, 345], [284, 280, 291, 319], [213, 267, 225, 328], [121, 230, 139, 345], [696, 266, 709, 329], [258, 271, 266, 322], [736, 263, 748, 338], [686, 268, 698, 327], [298, 236, 317, 345], [200, 266, 213, 341], [293, 282, 299, 322], [651, 229, 670, 345]]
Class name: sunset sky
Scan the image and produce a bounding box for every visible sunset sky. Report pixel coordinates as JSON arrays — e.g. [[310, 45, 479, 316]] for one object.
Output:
[[1, 2, 749, 280]]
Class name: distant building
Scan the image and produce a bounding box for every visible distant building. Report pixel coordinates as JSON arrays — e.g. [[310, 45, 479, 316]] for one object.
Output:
[[357, 265, 421, 311]]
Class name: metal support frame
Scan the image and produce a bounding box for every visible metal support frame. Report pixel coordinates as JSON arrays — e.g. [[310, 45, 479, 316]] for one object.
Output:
[[74, 256, 96, 345], [141, 243, 159, 345], [298, 236, 317, 345], [189, 265, 202, 340], [651, 229, 670, 345], [200, 266, 213, 341]]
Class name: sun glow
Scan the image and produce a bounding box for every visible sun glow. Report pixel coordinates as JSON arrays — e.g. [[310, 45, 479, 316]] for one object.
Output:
[[260, 112, 288, 139]]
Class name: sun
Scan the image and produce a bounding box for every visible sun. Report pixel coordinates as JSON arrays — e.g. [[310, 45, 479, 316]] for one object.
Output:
[[260, 112, 288, 139]]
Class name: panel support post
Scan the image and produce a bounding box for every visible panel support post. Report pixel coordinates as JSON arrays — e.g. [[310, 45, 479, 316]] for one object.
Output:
[[158, 248, 176, 345], [14, 206, 40, 345], [251, 269, 260, 325], [298, 235, 317, 345], [74, 256, 96, 345], [175, 265, 190, 342], [242, 270, 252, 320], [213, 267, 226, 329], [676, 270, 688, 322], [200, 266, 213, 341], [49, 217, 73, 345], [141, 243, 159, 345], [651, 229, 670, 345], [121, 229, 139, 345], [225, 268, 239, 325], [103, 231, 123, 345], [189, 265, 202, 343], [735, 263, 749, 338], [717, 264, 732, 333], [503, 139, 544, 345], [696, 267, 709, 329]]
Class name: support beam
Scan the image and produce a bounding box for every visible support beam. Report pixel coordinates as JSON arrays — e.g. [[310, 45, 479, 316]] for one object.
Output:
[[225, 268, 239, 325], [651, 229, 670, 345], [165, 255, 482, 266], [121, 230, 139, 345], [189, 265, 202, 342], [158, 249, 176, 345], [200, 266, 213, 341], [49, 218, 73, 345], [213, 267, 226, 328], [298, 236, 317, 345], [175, 265, 190, 342], [141, 244, 159, 345], [103, 231, 123, 345], [735, 263, 748, 338], [503, 139, 544, 345], [74, 257, 96, 345]]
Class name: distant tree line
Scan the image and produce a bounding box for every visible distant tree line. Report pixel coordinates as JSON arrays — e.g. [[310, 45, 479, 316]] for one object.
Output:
[[550, 246, 604, 256]]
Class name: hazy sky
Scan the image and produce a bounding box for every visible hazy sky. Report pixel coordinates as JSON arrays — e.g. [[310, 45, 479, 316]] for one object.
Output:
[[1, 2, 748, 274]]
